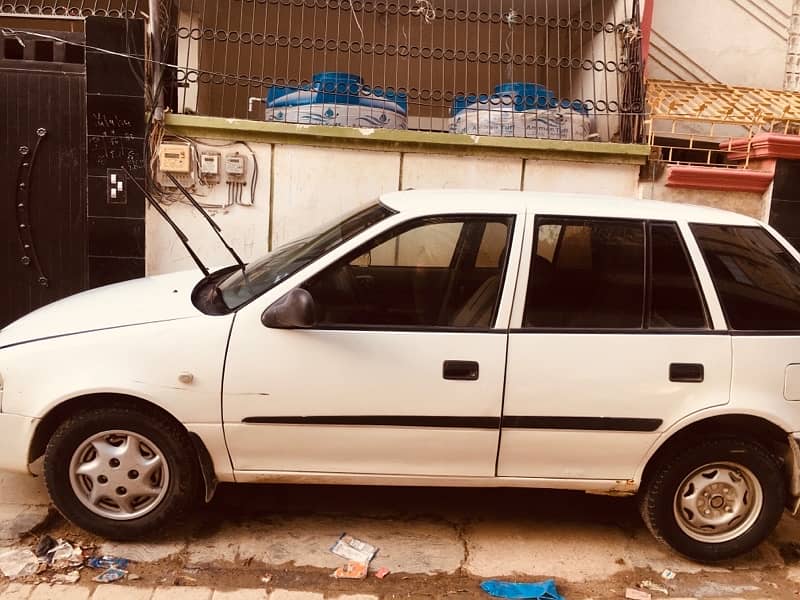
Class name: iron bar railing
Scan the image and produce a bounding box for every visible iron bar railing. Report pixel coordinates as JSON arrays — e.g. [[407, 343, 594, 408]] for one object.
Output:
[[3, 0, 646, 143]]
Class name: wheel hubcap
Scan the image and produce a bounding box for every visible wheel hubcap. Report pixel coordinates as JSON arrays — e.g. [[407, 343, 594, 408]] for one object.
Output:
[[673, 462, 763, 543], [69, 430, 170, 520]]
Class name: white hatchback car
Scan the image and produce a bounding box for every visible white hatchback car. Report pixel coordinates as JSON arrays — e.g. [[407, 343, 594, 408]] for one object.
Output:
[[2, 190, 800, 562]]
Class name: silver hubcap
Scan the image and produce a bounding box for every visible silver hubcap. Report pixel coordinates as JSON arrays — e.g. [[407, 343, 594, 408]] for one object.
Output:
[[673, 462, 763, 543], [69, 430, 170, 520]]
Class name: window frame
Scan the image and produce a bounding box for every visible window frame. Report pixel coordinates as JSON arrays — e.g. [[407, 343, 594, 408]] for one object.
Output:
[[689, 223, 800, 334], [516, 215, 713, 334], [301, 213, 517, 333], [646, 221, 711, 331]]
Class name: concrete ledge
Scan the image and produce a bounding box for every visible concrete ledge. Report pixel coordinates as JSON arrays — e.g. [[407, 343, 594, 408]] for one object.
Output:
[[665, 165, 774, 193], [725, 133, 800, 161], [164, 114, 650, 166]]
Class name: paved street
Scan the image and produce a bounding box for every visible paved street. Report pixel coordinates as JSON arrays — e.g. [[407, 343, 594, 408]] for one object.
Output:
[[2, 472, 800, 598]]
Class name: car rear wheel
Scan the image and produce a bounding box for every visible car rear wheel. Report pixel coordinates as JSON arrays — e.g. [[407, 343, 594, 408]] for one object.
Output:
[[639, 438, 785, 562], [44, 405, 200, 540]]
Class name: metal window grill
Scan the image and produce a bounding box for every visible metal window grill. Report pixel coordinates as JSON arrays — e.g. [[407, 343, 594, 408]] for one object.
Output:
[[0, 1, 141, 18], [3, 0, 645, 143], [166, 0, 645, 142]]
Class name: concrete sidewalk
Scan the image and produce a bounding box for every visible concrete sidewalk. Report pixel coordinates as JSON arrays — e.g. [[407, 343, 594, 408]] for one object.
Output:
[[0, 474, 49, 546], [3, 472, 800, 598], [0, 583, 783, 600], [0, 584, 376, 599]]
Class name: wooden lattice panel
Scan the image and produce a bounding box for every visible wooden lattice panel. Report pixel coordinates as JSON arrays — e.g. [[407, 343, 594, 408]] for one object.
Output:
[[647, 79, 800, 128]]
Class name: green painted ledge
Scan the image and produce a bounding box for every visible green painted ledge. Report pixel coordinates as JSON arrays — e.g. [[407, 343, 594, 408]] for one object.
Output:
[[164, 114, 650, 166]]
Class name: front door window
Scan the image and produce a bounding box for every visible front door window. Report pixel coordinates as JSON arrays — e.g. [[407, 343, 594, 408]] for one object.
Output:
[[304, 215, 514, 329]]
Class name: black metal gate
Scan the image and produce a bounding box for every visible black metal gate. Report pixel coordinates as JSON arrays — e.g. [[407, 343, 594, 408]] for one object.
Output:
[[1, 30, 88, 328]]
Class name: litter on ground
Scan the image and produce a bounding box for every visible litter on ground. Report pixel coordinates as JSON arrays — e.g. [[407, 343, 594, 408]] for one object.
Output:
[[639, 579, 669, 595], [480, 578, 565, 600], [87, 556, 130, 570], [374, 566, 390, 579], [625, 588, 651, 600], [330, 534, 379, 565], [92, 566, 128, 583], [332, 560, 369, 580], [34, 536, 57, 558], [0, 549, 40, 579], [660, 569, 676, 581], [51, 570, 81, 584]]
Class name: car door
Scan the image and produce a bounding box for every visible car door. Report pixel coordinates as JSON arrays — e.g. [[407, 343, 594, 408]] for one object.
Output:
[[222, 211, 522, 477], [498, 213, 732, 480]]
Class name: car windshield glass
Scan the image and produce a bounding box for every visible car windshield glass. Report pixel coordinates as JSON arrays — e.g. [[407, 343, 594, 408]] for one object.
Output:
[[218, 202, 393, 310]]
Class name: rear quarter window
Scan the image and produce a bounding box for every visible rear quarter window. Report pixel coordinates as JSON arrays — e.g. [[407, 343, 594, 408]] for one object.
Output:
[[691, 224, 800, 330]]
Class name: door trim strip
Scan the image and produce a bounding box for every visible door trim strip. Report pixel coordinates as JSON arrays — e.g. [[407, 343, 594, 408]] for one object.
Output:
[[241, 416, 501, 428], [502, 416, 662, 432], [241, 415, 662, 432]]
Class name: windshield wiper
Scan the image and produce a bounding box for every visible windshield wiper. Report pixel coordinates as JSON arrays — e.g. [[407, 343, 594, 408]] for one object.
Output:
[[165, 172, 246, 272], [123, 169, 210, 276]]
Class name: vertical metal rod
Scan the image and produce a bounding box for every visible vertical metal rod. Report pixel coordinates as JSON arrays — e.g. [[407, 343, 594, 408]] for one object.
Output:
[[786, 0, 800, 91], [149, 0, 163, 110]]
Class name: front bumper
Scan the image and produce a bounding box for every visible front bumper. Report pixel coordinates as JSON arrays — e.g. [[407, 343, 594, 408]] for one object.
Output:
[[0, 412, 38, 474]]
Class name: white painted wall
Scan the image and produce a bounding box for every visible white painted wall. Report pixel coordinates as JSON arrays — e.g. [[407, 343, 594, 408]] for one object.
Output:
[[647, 0, 793, 89], [270, 145, 401, 248], [147, 139, 641, 275], [524, 160, 639, 196], [146, 141, 271, 275], [402, 154, 523, 191]]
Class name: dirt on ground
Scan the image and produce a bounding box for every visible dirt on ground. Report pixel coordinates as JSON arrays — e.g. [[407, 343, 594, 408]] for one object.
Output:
[[7, 483, 800, 599]]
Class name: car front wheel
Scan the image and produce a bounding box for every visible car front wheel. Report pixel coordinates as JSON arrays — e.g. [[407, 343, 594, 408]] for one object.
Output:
[[639, 438, 785, 562], [44, 405, 200, 540]]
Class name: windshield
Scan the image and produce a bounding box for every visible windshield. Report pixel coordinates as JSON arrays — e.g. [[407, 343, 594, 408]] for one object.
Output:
[[218, 202, 393, 310]]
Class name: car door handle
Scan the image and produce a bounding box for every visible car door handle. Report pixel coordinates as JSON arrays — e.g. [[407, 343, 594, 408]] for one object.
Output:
[[443, 360, 479, 381], [670, 363, 704, 383]]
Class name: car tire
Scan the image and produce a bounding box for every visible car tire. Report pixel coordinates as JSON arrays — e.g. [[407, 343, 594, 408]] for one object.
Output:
[[44, 405, 201, 540], [639, 437, 785, 562]]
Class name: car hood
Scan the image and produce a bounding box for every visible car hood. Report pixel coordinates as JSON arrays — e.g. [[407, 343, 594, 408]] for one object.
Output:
[[0, 270, 205, 349]]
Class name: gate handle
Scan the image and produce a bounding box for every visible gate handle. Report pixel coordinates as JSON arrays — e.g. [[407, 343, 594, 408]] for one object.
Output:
[[14, 128, 49, 287]]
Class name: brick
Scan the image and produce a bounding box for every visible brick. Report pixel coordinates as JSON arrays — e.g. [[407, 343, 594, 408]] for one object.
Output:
[[0, 583, 35, 599], [29, 584, 91, 600], [151, 588, 212, 600], [268, 592, 324, 600], [212, 591, 268, 600], [92, 586, 154, 600]]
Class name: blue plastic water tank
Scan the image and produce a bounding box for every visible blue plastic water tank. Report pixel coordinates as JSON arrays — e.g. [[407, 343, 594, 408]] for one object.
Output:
[[267, 71, 408, 114]]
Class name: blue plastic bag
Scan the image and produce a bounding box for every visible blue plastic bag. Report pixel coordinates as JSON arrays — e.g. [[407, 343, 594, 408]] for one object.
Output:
[[480, 579, 565, 600]]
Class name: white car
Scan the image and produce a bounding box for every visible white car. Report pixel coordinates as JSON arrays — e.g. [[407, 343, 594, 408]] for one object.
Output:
[[2, 190, 800, 563]]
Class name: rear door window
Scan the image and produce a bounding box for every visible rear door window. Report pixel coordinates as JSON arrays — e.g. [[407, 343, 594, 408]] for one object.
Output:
[[649, 223, 708, 329], [524, 218, 646, 329], [691, 224, 800, 330]]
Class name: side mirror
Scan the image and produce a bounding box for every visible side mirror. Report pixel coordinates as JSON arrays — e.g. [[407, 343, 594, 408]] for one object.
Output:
[[261, 288, 316, 329]]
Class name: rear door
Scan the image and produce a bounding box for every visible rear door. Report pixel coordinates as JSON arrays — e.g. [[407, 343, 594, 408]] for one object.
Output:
[[691, 224, 800, 422], [498, 214, 732, 480]]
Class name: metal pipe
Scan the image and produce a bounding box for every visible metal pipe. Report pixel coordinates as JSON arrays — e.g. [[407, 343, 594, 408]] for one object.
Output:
[[148, 0, 164, 110], [786, 0, 800, 91]]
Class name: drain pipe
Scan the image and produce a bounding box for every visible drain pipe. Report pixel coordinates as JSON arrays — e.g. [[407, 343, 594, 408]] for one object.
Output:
[[149, 0, 164, 116], [786, 0, 800, 91]]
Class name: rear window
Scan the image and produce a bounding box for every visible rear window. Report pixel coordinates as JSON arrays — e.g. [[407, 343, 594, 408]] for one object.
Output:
[[691, 224, 800, 330]]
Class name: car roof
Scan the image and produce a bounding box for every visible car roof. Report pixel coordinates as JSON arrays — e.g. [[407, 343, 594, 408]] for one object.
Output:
[[378, 189, 761, 226]]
